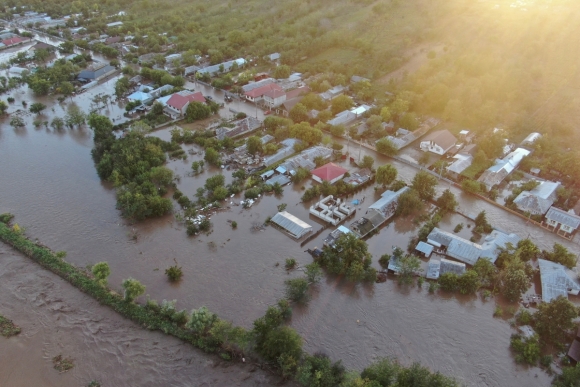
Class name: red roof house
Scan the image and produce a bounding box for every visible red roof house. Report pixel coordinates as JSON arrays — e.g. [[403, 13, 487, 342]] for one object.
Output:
[[2, 37, 25, 47], [244, 83, 284, 102], [165, 91, 206, 117], [311, 163, 349, 184]]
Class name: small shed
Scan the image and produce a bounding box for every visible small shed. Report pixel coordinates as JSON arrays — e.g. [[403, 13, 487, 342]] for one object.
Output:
[[311, 163, 348, 184], [426, 259, 441, 279], [415, 241, 434, 258], [275, 166, 287, 174], [267, 174, 291, 186], [270, 211, 312, 239]]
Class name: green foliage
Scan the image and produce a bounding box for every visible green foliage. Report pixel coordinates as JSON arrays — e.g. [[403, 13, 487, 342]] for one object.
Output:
[[0, 314, 21, 337], [290, 103, 309, 123], [246, 136, 263, 155], [438, 272, 459, 292], [187, 306, 217, 334], [376, 138, 398, 156], [499, 258, 531, 302], [472, 258, 497, 288], [359, 155, 374, 170], [273, 65, 291, 79], [515, 309, 533, 325], [285, 258, 297, 270], [122, 278, 146, 302], [376, 164, 397, 187], [165, 264, 183, 282], [319, 233, 374, 283], [285, 277, 310, 303], [231, 221, 237, 229], [474, 211, 493, 234], [461, 179, 482, 194], [379, 254, 390, 268], [305, 262, 323, 283], [453, 223, 463, 233], [533, 296, 578, 346], [436, 189, 458, 213], [457, 270, 480, 295], [395, 189, 423, 217], [186, 101, 212, 122], [552, 363, 580, 387], [91, 262, 111, 286], [542, 243, 577, 269], [331, 94, 353, 115], [29, 102, 46, 114], [510, 334, 540, 365], [411, 171, 438, 201], [516, 239, 540, 262], [397, 254, 421, 285], [297, 353, 345, 387], [204, 147, 221, 166]]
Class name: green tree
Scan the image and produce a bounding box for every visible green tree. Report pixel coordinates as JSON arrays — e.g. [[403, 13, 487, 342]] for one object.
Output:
[[259, 326, 302, 363], [360, 357, 400, 386], [29, 102, 46, 114], [473, 258, 497, 288], [115, 77, 130, 98], [289, 102, 309, 123], [499, 259, 530, 302], [297, 353, 345, 387], [320, 233, 373, 282], [91, 262, 110, 286], [457, 270, 480, 294], [360, 155, 374, 170], [330, 124, 345, 137], [376, 138, 398, 156], [285, 277, 310, 303], [516, 239, 539, 262], [411, 171, 438, 201], [204, 147, 221, 166], [510, 334, 541, 365], [542, 243, 577, 269], [187, 306, 217, 333], [246, 136, 263, 155], [533, 296, 578, 345], [205, 174, 225, 191], [375, 164, 398, 187], [461, 179, 481, 194], [380, 106, 391, 122], [331, 94, 354, 116], [59, 81, 74, 97], [0, 100, 8, 115], [474, 211, 493, 233], [304, 262, 323, 284], [395, 189, 422, 216], [9, 116, 25, 128], [186, 101, 211, 122], [552, 363, 580, 387], [122, 277, 146, 302], [398, 255, 421, 285], [273, 64, 291, 79], [436, 189, 458, 212], [438, 272, 459, 292]]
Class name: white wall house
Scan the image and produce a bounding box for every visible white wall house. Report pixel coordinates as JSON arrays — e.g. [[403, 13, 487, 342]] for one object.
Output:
[[420, 129, 457, 155]]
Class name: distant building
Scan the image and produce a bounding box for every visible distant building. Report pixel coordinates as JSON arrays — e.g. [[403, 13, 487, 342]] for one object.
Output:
[[266, 52, 280, 61], [77, 63, 116, 82], [426, 227, 521, 265], [106, 21, 123, 28], [522, 132, 542, 145], [538, 259, 580, 302], [165, 91, 205, 118], [311, 163, 348, 184], [513, 181, 560, 215], [419, 129, 457, 155], [270, 211, 312, 239], [195, 58, 246, 76], [319, 85, 345, 101], [477, 148, 531, 191], [544, 207, 580, 238]]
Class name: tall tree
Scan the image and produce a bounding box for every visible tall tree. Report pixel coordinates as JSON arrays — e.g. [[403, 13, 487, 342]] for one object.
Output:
[[411, 171, 438, 201], [375, 164, 398, 187]]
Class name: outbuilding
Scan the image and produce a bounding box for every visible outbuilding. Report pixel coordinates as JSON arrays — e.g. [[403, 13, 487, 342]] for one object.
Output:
[[270, 211, 312, 239], [311, 163, 348, 184]]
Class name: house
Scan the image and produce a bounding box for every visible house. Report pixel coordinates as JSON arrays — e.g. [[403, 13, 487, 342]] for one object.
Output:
[[196, 58, 246, 76], [270, 211, 312, 239], [538, 259, 580, 302], [544, 207, 580, 237], [419, 129, 457, 155], [266, 53, 280, 61], [279, 146, 332, 172], [425, 258, 467, 279], [415, 241, 434, 258], [263, 139, 302, 166], [446, 154, 473, 179], [311, 163, 348, 184], [165, 91, 206, 118], [320, 85, 345, 101], [127, 90, 152, 104], [350, 75, 370, 84], [426, 227, 521, 265], [343, 168, 371, 186], [105, 36, 121, 45], [242, 78, 276, 93], [323, 225, 353, 247], [2, 36, 30, 48], [215, 117, 262, 140], [328, 110, 357, 127], [477, 148, 531, 191], [350, 104, 371, 117], [77, 63, 116, 81], [513, 181, 560, 215], [29, 41, 55, 51], [244, 83, 284, 104], [522, 132, 542, 145], [106, 21, 123, 28]]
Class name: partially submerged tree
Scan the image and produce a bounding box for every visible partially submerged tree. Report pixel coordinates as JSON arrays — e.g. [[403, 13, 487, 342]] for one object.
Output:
[[122, 278, 146, 302], [91, 262, 111, 286]]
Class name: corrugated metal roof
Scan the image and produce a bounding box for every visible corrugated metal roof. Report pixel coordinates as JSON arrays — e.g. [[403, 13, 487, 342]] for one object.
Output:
[[267, 174, 291, 186], [415, 241, 434, 256], [446, 154, 473, 174], [440, 258, 466, 275], [426, 259, 441, 279], [538, 258, 580, 302], [546, 207, 580, 229], [270, 211, 312, 239]]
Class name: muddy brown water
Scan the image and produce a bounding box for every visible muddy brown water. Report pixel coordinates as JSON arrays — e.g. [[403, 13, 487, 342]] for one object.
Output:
[[1, 47, 578, 385]]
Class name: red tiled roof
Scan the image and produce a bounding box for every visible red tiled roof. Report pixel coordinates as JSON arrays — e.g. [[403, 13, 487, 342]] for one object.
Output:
[[286, 86, 310, 100], [311, 163, 348, 182], [167, 92, 205, 110], [245, 83, 283, 99], [264, 88, 285, 99], [2, 37, 23, 46]]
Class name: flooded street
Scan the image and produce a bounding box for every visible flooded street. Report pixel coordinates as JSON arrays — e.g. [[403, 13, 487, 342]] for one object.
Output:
[[1, 40, 577, 385]]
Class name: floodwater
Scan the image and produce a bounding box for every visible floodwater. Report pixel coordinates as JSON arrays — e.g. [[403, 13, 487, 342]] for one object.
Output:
[[1, 38, 578, 386], [0, 244, 291, 387]]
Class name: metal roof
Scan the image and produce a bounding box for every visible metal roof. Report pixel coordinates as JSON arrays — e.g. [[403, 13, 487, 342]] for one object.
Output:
[[270, 211, 312, 239], [545, 207, 580, 229], [426, 259, 441, 279], [478, 148, 531, 189], [446, 154, 473, 174], [267, 174, 291, 186], [415, 241, 434, 257], [440, 258, 466, 275], [538, 258, 580, 302]]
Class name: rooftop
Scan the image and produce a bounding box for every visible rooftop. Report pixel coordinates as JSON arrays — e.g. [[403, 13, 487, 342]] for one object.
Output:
[[421, 129, 457, 150], [166, 91, 205, 109], [538, 258, 580, 302], [270, 211, 312, 239], [311, 163, 348, 182], [545, 207, 580, 229], [513, 181, 559, 215], [415, 241, 434, 257]]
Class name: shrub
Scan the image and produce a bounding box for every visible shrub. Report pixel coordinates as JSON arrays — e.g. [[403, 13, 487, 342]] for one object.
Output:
[[379, 254, 390, 267], [231, 221, 237, 229], [453, 223, 463, 233], [285, 277, 310, 303], [165, 263, 183, 282], [510, 334, 540, 364], [122, 278, 146, 302], [187, 306, 216, 333], [285, 258, 297, 270], [305, 262, 323, 283], [91, 262, 111, 286], [428, 282, 439, 294]]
